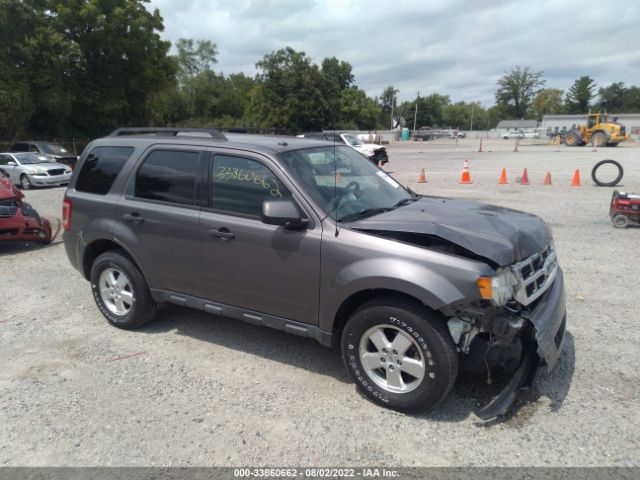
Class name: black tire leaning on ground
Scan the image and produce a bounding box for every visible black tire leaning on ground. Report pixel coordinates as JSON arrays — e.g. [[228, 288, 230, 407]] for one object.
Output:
[[90, 250, 158, 329], [592, 159, 624, 187], [341, 297, 459, 413]]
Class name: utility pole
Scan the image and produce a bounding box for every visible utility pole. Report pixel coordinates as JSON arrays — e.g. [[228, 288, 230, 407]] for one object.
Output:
[[390, 96, 395, 130], [469, 102, 475, 132], [413, 91, 419, 131]]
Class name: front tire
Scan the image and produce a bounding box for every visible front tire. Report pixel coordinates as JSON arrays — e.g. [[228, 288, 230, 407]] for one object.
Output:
[[341, 297, 458, 412], [20, 174, 32, 189], [564, 132, 579, 147], [90, 250, 157, 329]]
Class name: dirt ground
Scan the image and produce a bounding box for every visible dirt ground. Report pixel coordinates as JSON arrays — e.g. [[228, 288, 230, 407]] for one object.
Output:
[[1, 138, 639, 467]]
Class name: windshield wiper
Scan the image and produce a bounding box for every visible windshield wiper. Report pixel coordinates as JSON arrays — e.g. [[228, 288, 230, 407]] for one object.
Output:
[[338, 208, 391, 222], [339, 198, 419, 222], [392, 197, 419, 208]]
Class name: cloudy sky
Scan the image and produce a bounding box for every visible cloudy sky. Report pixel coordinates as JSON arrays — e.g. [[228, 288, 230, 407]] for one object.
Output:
[[147, 0, 639, 105]]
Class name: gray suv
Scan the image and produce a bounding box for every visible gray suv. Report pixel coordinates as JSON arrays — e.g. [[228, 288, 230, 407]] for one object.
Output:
[[62, 128, 566, 419]]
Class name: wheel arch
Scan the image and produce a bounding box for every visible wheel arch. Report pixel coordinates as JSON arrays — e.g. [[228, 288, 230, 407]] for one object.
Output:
[[331, 289, 446, 348], [82, 238, 146, 282]]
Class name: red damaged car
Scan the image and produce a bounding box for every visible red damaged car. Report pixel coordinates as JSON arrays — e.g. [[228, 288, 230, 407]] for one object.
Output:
[[0, 171, 52, 243]]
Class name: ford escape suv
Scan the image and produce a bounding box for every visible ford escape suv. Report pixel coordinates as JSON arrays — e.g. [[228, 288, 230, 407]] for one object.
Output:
[[62, 128, 567, 419]]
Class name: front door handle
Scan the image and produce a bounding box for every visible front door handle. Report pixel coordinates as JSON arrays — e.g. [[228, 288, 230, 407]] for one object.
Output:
[[209, 227, 235, 241], [123, 213, 145, 224]]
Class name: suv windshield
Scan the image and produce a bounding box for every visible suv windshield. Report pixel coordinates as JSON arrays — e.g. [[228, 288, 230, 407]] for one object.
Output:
[[39, 143, 69, 155], [342, 134, 363, 146], [279, 145, 414, 221], [13, 153, 54, 164]]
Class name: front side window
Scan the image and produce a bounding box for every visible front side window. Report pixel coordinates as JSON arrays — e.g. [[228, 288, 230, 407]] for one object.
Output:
[[76, 146, 134, 195], [210, 155, 292, 217], [135, 150, 200, 206]]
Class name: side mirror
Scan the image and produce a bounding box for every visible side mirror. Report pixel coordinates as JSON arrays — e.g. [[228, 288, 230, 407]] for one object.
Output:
[[261, 200, 309, 230], [7, 161, 16, 166]]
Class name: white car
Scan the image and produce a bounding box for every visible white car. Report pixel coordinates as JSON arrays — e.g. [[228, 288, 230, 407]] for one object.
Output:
[[0, 152, 73, 189], [502, 130, 525, 139], [299, 132, 389, 165]]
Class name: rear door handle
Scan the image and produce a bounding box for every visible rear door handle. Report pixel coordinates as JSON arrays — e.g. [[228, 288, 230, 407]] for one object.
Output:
[[123, 213, 145, 224], [209, 227, 235, 241]]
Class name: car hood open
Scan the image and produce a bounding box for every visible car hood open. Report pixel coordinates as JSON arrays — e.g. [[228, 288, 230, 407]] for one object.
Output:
[[348, 196, 552, 266]]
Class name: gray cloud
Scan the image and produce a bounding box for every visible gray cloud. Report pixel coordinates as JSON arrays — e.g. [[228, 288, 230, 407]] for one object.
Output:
[[148, 0, 640, 105]]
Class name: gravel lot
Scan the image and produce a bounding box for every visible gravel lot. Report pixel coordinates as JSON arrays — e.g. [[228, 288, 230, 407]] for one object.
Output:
[[1, 138, 639, 467]]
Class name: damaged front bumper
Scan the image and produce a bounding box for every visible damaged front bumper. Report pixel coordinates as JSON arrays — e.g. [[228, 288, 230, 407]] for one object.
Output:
[[475, 268, 567, 420]]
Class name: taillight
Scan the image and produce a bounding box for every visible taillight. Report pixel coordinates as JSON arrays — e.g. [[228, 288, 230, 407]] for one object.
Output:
[[62, 198, 72, 230]]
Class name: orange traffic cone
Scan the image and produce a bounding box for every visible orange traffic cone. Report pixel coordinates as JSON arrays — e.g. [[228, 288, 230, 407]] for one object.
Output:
[[520, 168, 530, 185], [543, 171, 552, 185], [336, 172, 342, 184], [418, 168, 427, 183], [478, 138, 483, 153], [498, 168, 508, 184], [459, 160, 473, 184], [571, 169, 581, 186]]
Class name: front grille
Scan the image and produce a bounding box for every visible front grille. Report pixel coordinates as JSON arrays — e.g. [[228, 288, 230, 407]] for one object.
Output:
[[48, 169, 65, 176], [0, 199, 18, 218], [512, 243, 558, 306], [0, 228, 19, 235], [0, 206, 18, 218]]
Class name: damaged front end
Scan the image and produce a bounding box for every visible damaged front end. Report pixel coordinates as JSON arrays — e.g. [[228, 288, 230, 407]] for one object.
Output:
[[442, 245, 567, 420]]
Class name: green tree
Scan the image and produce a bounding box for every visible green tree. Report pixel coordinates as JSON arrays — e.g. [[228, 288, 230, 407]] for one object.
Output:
[[532, 88, 565, 119], [336, 87, 381, 130], [0, 0, 37, 138], [248, 47, 328, 132], [176, 38, 218, 83], [321, 57, 354, 91], [379, 86, 399, 128], [41, 0, 177, 136], [495, 66, 545, 118], [596, 82, 637, 112], [565, 76, 596, 114]]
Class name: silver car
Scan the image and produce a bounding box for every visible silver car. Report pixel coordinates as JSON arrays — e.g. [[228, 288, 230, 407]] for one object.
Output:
[[0, 152, 72, 189]]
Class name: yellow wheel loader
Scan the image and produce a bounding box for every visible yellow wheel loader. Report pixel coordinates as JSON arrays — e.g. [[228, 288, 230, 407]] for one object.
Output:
[[564, 113, 630, 147]]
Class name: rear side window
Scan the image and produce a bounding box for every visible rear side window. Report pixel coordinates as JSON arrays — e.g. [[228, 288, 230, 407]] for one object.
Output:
[[135, 150, 199, 206], [75, 146, 134, 195]]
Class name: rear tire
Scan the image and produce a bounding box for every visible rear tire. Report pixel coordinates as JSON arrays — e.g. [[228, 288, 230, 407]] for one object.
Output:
[[592, 132, 607, 148], [341, 297, 458, 413], [90, 250, 157, 329]]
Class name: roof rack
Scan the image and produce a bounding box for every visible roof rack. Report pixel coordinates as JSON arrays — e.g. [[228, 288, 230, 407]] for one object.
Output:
[[109, 127, 227, 141]]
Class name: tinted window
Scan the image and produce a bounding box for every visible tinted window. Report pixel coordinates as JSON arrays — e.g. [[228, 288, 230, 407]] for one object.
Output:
[[211, 155, 292, 217], [11, 143, 28, 152], [76, 146, 134, 195], [135, 150, 199, 205]]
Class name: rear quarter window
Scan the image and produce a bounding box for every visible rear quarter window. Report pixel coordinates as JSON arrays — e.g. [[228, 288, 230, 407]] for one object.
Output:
[[75, 146, 134, 195]]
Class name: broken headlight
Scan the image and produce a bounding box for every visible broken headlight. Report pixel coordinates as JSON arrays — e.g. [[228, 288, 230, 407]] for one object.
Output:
[[477, 269, 517, 306]]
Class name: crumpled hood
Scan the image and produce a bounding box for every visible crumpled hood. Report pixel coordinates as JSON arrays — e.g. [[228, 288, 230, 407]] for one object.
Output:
[[349, 196, 552, 266], [0, 177, 22, 201]]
